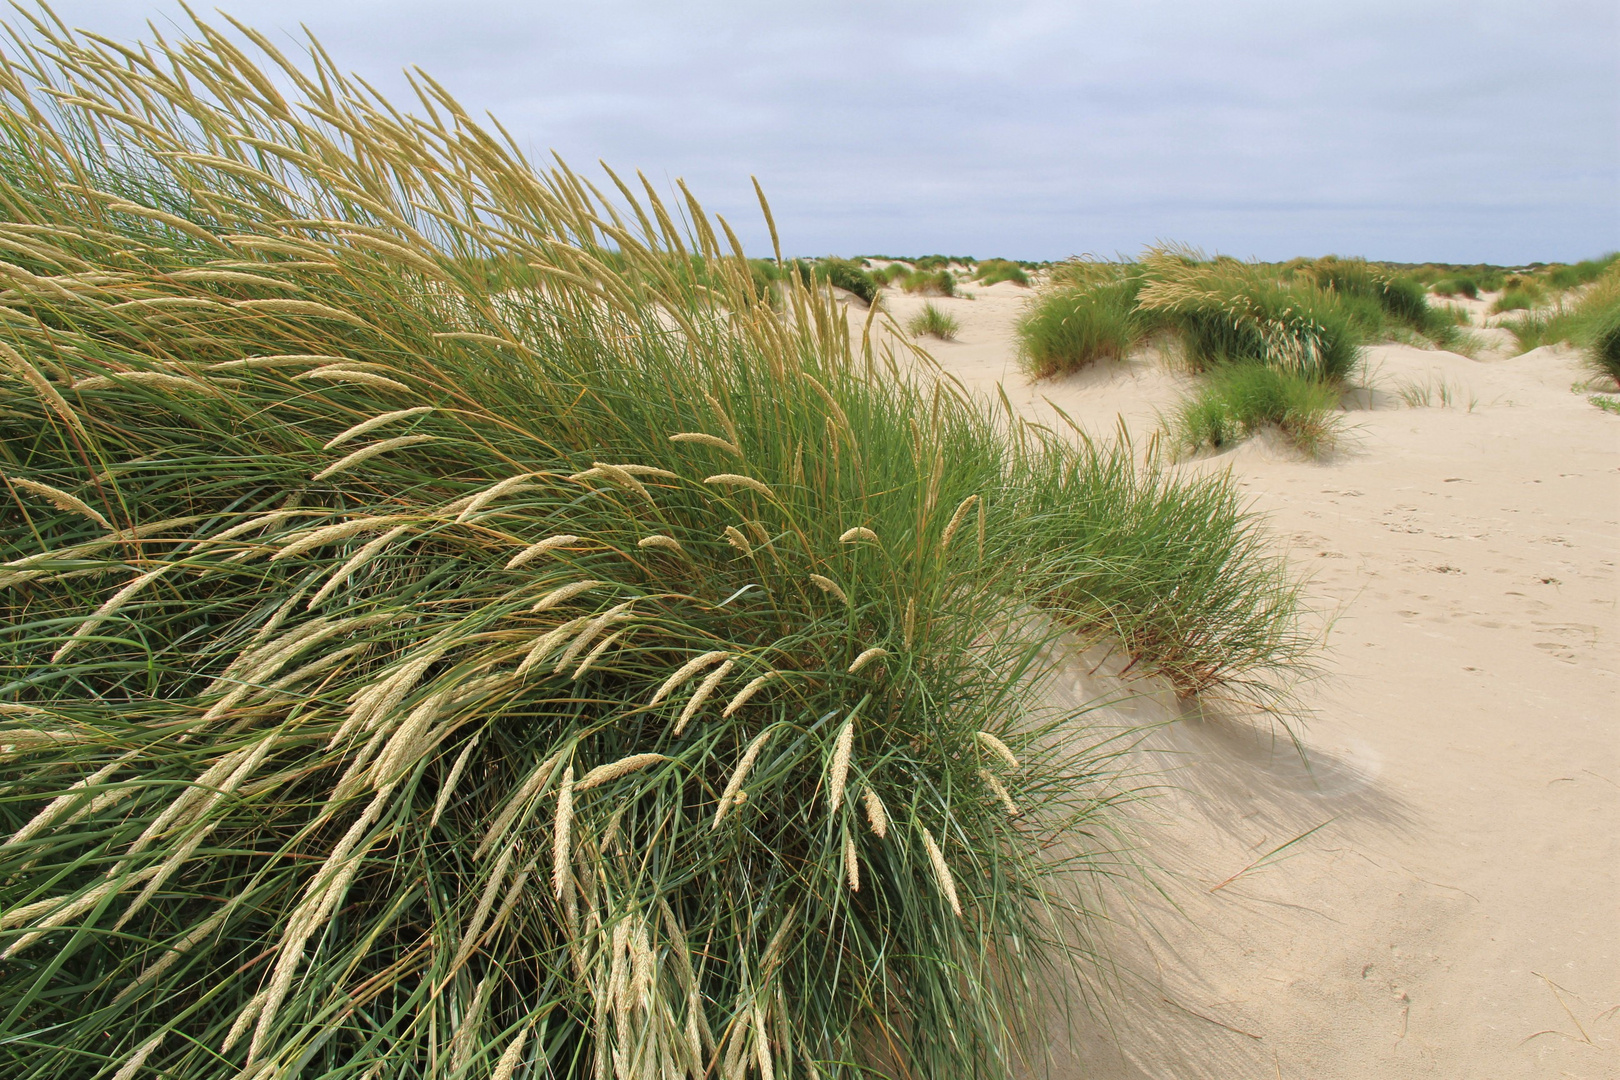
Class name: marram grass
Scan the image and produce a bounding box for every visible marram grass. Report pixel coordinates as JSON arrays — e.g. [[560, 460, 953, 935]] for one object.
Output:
[[0, 9, 1310, 1080]]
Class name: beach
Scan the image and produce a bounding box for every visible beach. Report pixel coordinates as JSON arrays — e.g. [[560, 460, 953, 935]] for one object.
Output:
[[869, 281, 1619, 1078]]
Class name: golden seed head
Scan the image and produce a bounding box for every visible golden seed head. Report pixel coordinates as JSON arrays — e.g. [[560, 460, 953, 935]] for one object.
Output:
[[975, 730, 1020, 770], [861, 787, 889, 838], [847, 647, 889, 674], [809, 574, 848, 605]]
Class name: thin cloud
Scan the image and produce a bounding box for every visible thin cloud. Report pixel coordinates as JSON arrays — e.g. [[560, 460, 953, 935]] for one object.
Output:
[[36, 1, 1620, 261]]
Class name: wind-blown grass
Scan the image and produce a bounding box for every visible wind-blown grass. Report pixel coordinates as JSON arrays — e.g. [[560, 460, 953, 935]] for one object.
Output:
[[1136, 250, 1362, 383], [0, 12, 1312, 1080]]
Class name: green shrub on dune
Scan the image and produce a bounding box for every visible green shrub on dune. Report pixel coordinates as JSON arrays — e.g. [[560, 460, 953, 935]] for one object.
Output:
[[1136, 250, 1363, 384], [901, 268, 956, 296], [1432, 277, 1479, 299], [1169, 365, 1342, 458], [1016, 272, 1146, 376], [975, 258, 1031, 286], [0, 14, 1311, 1080], [816, 256, 881, 304]]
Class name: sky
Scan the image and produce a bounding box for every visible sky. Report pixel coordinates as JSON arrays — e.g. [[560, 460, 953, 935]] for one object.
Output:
[[31, 1, 1620, 264]]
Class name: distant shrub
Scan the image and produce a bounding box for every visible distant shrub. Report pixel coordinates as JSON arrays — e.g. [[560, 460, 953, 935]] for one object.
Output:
[[818, 257, 881, 304], [902, 269, 956, 297], [1548, 254, 1619, 289], [975, 259, 1031, 287], [907, 301, 961, 340], [1170, 364, 1341, 457], [1489, 286, 1541, 314], [1138, 252, 1362, 383], [1432, 277, 1479, 299], [1017, 275, 1144, 377]]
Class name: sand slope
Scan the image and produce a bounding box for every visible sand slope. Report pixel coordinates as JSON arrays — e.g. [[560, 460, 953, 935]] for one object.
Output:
[[866, 284, 1619, 1078]]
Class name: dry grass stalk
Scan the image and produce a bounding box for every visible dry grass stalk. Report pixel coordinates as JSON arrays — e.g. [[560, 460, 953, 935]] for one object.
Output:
[[475, 752, 561, 859], [456, 473, 542, 522], [939, 494, 979, 553], [430, 734, 481, 829], [516, 617, 588, 676], [576, 753, 667, 793], [978, 769, 1020, 817], [846, 647, 888, 675], [723, 526, 753, 556], [552, 766, 575, 899], [552, 604, 635, 675], [293, 368, 412, 393], [713, 728, 774, 828], [861, 787, 889, 838], [5, 476, 111, 530], [492, 1026, 530, 1080], [650, 650, 730, 706], [637, 534, 683, 554], [920, 827, 962, 917], [110, 1032, 166, 1080], [669, 432, 741, 457], [828, 719, 855, 815], [674, 660, 733, 736], [307, 524, 411, 609], [721, 670, 779, 718], [571, 626, 631, 680], [311, 435, 436, 481], [273, 516, 412, 562], [51, 565, 172, 662], [322, 407, 435, 449], [507, 534, 582, 569], [530, 579, 603, 612], [703, 473, 773, 497], [975, 731, 1020, 770], [808, 574, 848, 605]]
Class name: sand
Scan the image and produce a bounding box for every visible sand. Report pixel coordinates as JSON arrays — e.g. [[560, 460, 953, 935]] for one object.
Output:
[[860, 281, 1619, 1077]]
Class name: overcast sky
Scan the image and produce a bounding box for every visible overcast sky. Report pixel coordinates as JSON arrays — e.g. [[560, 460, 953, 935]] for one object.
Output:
[[32, 2, 1620, 263]]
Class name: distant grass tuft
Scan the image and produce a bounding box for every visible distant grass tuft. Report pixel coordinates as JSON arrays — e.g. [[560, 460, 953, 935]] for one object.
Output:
[[975, 259, 1031, 287], [1432, 277, 1479, 299], [901, 269, 956, 296], [907, 302, 961, 340]]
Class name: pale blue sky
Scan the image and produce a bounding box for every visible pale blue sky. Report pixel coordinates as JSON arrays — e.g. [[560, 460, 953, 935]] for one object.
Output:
[[31, 2, 1620, 263]]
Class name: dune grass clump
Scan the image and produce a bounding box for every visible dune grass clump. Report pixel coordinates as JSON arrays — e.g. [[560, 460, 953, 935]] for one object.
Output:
[[1016, 272, 1145, 377], [1489, 276, 1545, 314], [1169, 366, 1342, 458], [814, 257, 881, 304], [1137, 250, 1363, 383], [1548, 253, 1619, 290], [0, 13, 1313, 1080], [1432, 277, 1479, 299], [907, 302, 961, 340], [975, 259, 1031, 287], [901, 268, 956, 297], [1503, 271, 1620, 376]]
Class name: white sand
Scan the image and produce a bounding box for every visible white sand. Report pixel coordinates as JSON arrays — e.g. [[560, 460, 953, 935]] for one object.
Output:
[[861, 283, 1620, 1077]]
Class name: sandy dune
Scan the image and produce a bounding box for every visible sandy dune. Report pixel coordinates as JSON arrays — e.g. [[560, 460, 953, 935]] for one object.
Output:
[[865, 282, 1619, 1078]]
